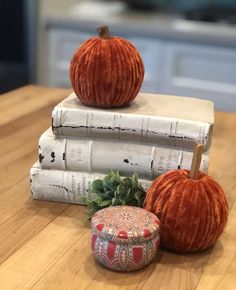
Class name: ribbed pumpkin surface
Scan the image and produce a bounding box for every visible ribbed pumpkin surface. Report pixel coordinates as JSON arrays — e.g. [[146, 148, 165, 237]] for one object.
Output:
[[144, 169, 228, 253], [70, 35, 144, 108]]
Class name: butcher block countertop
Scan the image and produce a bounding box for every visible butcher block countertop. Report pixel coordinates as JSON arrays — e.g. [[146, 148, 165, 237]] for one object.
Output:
[[0, 85, 235, 290]]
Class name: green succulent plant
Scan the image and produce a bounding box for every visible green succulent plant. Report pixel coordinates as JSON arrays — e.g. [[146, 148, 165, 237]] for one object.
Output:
[[82, 170, 146, 219]]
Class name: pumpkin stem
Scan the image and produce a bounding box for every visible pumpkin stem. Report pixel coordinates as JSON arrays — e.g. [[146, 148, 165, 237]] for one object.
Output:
[[97, 25, 111, 39], [190, 144, 203, 180]]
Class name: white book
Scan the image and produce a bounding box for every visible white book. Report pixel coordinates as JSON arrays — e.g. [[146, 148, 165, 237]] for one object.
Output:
[[30, 163, 152, 205], [52, 92, 214, 151], [39, 128, 209, 179]]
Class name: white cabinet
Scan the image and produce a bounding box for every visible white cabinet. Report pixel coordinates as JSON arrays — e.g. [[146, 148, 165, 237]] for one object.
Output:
[[46, 27, 236, 111], [162, 42, 236, 111]]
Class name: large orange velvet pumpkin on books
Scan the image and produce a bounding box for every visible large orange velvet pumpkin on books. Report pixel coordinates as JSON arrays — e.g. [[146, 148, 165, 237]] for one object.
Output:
[[70, 25, 144, 108], [144, 145, 228, 253]]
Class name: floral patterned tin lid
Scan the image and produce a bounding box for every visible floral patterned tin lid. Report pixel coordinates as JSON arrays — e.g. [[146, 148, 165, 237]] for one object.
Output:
[[91, 206, 160, 244]]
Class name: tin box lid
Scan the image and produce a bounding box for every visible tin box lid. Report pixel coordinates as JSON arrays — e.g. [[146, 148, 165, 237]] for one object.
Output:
[[91, 206, 160, 244]]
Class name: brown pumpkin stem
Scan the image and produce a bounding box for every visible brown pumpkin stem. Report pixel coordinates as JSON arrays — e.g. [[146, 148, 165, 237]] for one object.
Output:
[[97, 25, 111, 39], [190, 144, 203, 180]]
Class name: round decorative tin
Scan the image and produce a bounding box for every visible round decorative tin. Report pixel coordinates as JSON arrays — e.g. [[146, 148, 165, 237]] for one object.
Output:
[[91, 206, 160, 272]]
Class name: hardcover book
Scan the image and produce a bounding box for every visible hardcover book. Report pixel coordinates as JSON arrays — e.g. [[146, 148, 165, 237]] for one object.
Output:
[[39, 128, 209, 179], [52, 92, 214, 151], [30, 163, 152, 205]]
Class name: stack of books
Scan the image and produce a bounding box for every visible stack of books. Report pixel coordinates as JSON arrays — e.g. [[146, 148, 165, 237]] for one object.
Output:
[[30, 92, 214, 204]]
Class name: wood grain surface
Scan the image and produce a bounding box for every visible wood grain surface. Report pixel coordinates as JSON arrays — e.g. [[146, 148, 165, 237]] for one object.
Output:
[[0, 86, 235, 290]]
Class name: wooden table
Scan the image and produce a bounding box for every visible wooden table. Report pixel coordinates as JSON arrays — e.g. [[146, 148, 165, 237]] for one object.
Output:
[[0, 86, 235, 290]]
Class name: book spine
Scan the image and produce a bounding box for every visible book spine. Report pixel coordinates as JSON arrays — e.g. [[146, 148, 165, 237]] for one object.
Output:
[[52, 108, 212, 151], [30, 165, 152, 205], [39, 133, 209, 179]]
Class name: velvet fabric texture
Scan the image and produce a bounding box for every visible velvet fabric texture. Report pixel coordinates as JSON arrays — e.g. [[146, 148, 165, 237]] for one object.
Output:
[[144, 169, 228, 253], [70, 36, 144, 108]]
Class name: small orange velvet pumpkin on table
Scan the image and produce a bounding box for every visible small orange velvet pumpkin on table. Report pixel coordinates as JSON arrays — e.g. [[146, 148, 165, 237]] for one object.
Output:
[[144, 144, 228, 253], [70, 25, 144, 108]]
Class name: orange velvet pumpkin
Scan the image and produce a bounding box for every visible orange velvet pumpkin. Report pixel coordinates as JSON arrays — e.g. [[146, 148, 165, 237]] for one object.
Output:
[[144, 169, 228, 253], [70, 25, 144, 108]]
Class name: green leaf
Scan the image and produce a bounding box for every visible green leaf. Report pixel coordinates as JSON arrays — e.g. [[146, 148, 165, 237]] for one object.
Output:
[[135, 191, 142, 207], [110, 175, 116, 184], [84, 199, 97, 207], [124, 191, 132, 202], [103, 190, 112, 199], [114, 184, 121, 198], [123, 177, 132, 188], [99, 200, 112, 207], [94, 196, 103, 204], [102, 177, 114, 191], [121, 199, 126, 205], [131, 172, 139, 186], [92, 179, 104, 192], [110, 170, 122, 183]]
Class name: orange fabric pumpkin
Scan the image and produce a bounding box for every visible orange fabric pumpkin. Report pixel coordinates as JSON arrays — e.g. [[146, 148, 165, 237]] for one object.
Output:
[[144, 169, 228, 252], [70, 26, 144, 108]]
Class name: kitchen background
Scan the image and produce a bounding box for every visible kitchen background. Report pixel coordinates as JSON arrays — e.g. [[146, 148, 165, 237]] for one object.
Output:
[[1, 0, 236, 111]]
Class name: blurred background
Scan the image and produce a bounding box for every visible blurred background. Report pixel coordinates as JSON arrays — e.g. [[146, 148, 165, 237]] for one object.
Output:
[[1, 0, 236, 111]]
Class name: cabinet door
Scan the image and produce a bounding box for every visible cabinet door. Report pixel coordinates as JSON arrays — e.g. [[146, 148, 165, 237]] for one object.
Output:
[[163, 42, 236, 111], [48, 29, 91, 87], [128, 37, 165, 93]]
